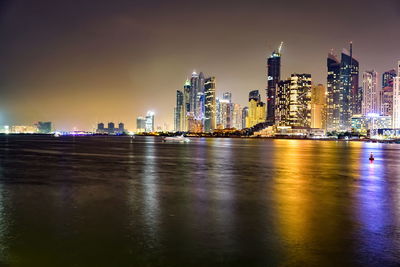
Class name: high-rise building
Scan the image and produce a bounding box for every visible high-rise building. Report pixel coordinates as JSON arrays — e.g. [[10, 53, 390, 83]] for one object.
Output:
[[204, 77, 216, 132], [145, 111, 155, 132], [382, 69, 396, 88], [97, 122, 105, 133], [174, 90, 184, 132], [393, 61, 400, 128], [246, 90, 266, 128], [222, 92, 232, 102], [242, 107, 248, 129], [37, 121, 52, 134], [276, 74, 312, 127], [275, 80, 290, 126], [107, 122, 115, 134], [288, 74, 312, 127], [266, 42, 282, 124], [218, 99, 232, 129], [232, 103, 243, 130], [311, 84, 327, 129], [326, 51, 341, 131], [380, 70, 396, 117], [339, 42, 359, 130], [136, 117, 146, 132], [118, 123, 125, 134], [362, 70, 380, 115], [183, 79, 191, 131], [327, 43, 359, 131]]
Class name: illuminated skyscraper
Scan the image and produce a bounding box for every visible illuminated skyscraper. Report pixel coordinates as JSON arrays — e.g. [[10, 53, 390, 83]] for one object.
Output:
[[136, 117, 146, 132], [288, 74, 312, 127], [183, 79, 191, 131], [246, 90, 266, 128], [266, 42, 282, 124], [174, 90, 184, 131], [382, 69, 396, 88], [339, 42, 359, 129], [223, 92, 232, 102], [218, 98, 231, 129], [204, 77, 216, 132], [145, 111, 155, 132], [326, 51, 341, 131], [392, 61, 400, 128], [381, 70, 396, 116], [362, 70, 380, 115], [311, 84, 327, 129], [232, 103, 243, 129], [275, 80, 290, 126], [242, 107, 248, 129]]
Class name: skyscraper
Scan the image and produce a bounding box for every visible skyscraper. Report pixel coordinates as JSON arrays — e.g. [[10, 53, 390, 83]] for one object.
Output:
[[339, 42, 359, 130], [393, 61, 400, 128], [145, 111, 155, 132], [382, 69, 396, 88], [326, 51, 341, 131], [266, 42, 282, 124], [275, 80, 290, 126], [232, 103, 243, 130], [381, 70, 396, 117], [311, 84, 327, 129], [136, 117, 146, 132], [204, 77, 216, 132], [362, 70, 380, 115], [288, 74, 312, 127], [174, 90, 184, 132], [218, 98, 232, 129], [246, 90, 266, 128], [242, 107, 249, 129], [183, 79, 191, 131]]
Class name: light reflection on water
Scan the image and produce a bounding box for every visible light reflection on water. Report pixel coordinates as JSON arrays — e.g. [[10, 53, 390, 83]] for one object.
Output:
[[0, 136, 399, 265]]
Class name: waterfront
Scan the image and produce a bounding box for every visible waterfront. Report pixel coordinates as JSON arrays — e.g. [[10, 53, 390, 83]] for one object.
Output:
[[0, 135, 399, 266]]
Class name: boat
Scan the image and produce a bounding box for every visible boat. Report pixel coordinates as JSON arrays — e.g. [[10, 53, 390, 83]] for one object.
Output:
[[54, 132, 61, 137], [369, 152, 374, 161], [163, 135, 190, 142]]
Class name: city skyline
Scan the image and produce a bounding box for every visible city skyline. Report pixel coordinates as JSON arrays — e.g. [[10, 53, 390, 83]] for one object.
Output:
[[1, 0, 400, 131]]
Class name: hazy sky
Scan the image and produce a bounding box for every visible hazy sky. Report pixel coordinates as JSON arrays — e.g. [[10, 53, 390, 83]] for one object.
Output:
[[0, 0, 399, 130]]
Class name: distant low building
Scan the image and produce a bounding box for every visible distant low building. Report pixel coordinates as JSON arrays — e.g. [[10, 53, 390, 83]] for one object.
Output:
[[36, 121, 52, 134], [10, 125, 38, 134], [96, 122, 125, 134]]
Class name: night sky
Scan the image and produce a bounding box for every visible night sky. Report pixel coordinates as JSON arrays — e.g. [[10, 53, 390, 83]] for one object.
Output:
[[0, 0, 399, 131]]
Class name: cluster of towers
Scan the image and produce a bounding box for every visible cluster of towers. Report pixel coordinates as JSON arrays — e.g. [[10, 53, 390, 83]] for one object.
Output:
[[174, 42, 400, 135], [174, 72, 216, 132]]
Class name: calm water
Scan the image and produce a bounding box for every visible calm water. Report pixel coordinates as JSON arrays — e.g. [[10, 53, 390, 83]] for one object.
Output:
[[0, 135, 399, 266]]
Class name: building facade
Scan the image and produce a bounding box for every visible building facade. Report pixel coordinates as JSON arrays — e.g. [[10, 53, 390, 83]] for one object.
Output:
[[311, 84, 326, 129], [266, 43, 282, 124], [246, 90, 266, 128], [393, 61, 400, 128], [326, 52, 341, 131], [204, 77, 216, 132], [362, 70, 380, 115]]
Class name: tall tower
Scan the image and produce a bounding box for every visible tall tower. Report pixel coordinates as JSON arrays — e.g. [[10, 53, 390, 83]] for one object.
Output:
[[326, 51, 341, 131], [266, 42, 282, 124], [393, 61, 400, 128], [339, 42, 359, 130], [174, 90, 184, 131], [362, 70, 379, 116], [288, 74, 312, 127], [204, 77, 216, 132]]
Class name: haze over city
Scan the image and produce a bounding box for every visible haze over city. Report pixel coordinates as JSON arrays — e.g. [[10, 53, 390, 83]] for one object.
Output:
[[0, 0, 399, 130]]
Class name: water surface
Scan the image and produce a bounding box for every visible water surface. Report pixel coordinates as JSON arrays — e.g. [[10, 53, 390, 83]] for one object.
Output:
[[0, 135, 399, 266]]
